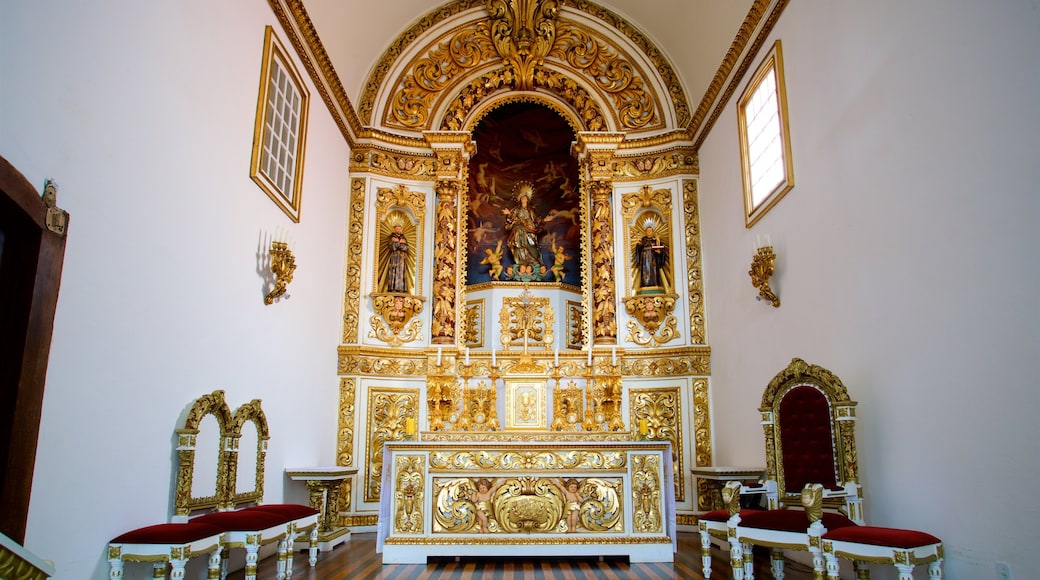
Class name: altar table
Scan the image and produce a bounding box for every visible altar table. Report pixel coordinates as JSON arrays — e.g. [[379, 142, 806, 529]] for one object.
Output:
[[377, 440, 675, 563]]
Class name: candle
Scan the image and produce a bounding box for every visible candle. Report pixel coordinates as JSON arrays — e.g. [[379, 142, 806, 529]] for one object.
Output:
[[465, 347, 470, 365], [437, 347, 442, 366], [587, 345, 593, 366], [638, 418, 648, 436], [612, 347, 617, 365], [554, 348, 559, 366], [491, 347, 496, 365]]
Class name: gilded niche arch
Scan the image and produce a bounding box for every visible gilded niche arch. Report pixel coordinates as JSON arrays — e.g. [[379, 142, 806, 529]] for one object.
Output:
[[360, 0, 688, 137]]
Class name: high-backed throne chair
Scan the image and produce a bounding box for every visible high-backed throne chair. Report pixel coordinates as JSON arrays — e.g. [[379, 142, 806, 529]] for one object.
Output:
[[698, 358, 861, 579], [704, 358, 942, 579]]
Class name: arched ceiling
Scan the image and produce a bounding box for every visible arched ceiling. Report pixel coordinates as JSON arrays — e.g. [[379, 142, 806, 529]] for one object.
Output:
[[286, 0, 774, 148]]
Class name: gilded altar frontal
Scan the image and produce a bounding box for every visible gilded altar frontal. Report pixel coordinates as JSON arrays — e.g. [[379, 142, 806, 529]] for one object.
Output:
[[333, 0, 712, 553]]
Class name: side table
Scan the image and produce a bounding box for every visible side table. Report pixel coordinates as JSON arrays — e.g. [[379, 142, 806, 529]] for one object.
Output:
[[690, 466, 765, 512], [285, 467, 358, 552]]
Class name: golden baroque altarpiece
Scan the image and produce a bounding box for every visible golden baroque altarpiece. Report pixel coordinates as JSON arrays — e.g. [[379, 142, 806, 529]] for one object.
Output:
[[267, 0, 742, 535]]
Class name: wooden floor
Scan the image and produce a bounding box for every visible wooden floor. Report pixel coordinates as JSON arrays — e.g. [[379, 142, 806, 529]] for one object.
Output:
[[228, 532, 814, 580]]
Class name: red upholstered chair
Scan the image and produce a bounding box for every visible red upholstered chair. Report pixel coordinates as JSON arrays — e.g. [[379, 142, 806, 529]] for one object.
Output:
[[107, 522, 224, 579], [247, 504, 320, 570], [727, 358, 865, 579], [821, 525, 943, 579], [191, 509, 291, 580], [697, 480, 775, 577]]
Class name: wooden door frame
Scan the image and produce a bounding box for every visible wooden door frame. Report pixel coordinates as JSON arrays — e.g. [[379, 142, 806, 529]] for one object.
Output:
[[0, 154, 68, 543]]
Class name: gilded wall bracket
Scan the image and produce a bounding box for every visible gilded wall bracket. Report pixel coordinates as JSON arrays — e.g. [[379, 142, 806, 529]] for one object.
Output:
[[622, 294, 680, 347], [369, 293, 426, 346]]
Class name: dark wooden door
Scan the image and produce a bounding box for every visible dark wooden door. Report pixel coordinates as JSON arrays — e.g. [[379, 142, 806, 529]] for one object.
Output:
[[0, 155, 67, 543]]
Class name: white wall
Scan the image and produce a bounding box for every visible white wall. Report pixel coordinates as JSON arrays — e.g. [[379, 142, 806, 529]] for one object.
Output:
[[1, 2, 350, 578], [699, 0, 1040, 577]]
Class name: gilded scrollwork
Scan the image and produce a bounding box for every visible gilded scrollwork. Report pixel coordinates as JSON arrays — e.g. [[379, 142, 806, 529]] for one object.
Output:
[[351, 149, 439, 178], [463, 300, 483, 346], [431, 179, 460, 343], [588, 180, 617, 343], [429, 449, 625, 471], [369, 293, 425, 346], [623, 294, 680, 347], [632, 454, 662, 533], [394, 455, 426, 534], [549, 22, 657, 130], [337, 378, 355, 467], [338, 347, 430, 376], [342, 179, 365, 344], [610, 348, 708, 377], [430, 476, 623, 535], [612, 150, 697, 181], [174, 390, 233, 518], [693, 378, 713, 508], [433, 478, 481, 533], [630, 387, 683, 502], [487, 0, 559, 90], [499, 289, 555, 350], [366, 389, 420, 503], [683, 180, 706, 344]]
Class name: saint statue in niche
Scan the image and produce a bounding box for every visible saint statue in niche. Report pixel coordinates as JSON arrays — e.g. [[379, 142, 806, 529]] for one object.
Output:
[[377, 213, 415, 294], [632, 215, 670, 294]]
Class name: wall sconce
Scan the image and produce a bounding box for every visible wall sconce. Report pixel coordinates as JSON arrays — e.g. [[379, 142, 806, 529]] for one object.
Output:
[[749, 244, 780, 308], [264, 234, 296, 305]]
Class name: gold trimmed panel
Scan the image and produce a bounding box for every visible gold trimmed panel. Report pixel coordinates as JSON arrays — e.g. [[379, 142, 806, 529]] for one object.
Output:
[[342, 178, 365, 344], [383, 535, 670, 545], [365, 388, 420, 503], [430, 449, 626, 471], [629, 387, 684, 502], [683, 180, 706, 344], [337, 378, 356, 467]]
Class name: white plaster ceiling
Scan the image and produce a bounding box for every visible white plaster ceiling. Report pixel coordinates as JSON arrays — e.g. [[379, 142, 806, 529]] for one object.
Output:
[[301, 0, 754, 120]]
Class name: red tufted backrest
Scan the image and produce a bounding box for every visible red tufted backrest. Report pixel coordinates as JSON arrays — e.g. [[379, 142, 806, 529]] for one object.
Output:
[[777, 385, 837, 494]]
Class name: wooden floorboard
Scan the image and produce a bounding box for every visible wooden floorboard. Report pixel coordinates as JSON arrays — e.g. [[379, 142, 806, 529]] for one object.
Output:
[[227, 532, 815, 580]]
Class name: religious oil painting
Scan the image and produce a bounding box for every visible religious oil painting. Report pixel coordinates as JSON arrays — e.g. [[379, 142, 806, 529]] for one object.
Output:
[[466, 103, 581, 287]]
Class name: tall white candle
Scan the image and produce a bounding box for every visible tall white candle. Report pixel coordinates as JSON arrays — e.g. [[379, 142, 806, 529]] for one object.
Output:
[[554, 348, 559, 366], [491, 347, 496, 365], [612, 347, 617, 365], [465, 347, 470, 364], [587, 345, 593, 365], [437, 347, 442, 365]]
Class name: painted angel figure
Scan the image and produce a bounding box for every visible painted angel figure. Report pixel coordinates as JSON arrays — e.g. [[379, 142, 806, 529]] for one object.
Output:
[[481, 240, 504, 280]]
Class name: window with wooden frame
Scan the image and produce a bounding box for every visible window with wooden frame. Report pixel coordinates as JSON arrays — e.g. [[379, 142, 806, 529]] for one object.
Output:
[[250, 26, 309, 223], [738, 40, 794, 228]]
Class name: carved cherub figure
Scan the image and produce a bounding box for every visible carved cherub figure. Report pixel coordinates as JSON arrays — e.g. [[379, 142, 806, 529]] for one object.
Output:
[[481, 240, 504, 280]]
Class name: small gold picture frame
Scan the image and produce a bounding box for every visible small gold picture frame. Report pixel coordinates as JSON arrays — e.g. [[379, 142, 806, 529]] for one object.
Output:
[[505, 380, 546, 430]]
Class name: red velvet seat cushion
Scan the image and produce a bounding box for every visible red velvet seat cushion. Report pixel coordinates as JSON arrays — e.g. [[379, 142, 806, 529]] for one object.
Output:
[[110, 522, 224, 544], [699, 509, 765, 522], [740, 508, 857, 532], [822, 525, 941, 548], [247, 504, 319, 521], [191, 510, 287, 531], [778, 386, 838, 493]]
